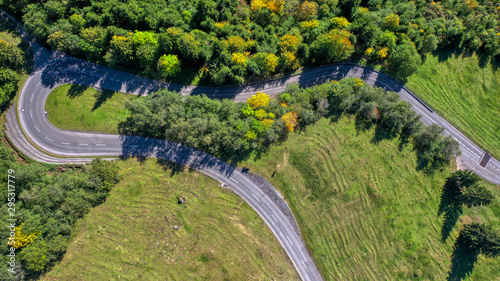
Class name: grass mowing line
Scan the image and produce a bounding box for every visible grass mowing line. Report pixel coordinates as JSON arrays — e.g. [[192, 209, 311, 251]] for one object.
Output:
[[41, 158, 299, 280], [242, 116, 500, 280], [406, 52, 500, 157]]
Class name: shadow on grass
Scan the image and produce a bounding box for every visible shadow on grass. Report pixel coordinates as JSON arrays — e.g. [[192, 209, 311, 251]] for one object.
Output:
[[439, 176, 463, 242], [66, 84, 87, 99], [447, 230, 479, 281], [92, 89, 116, 111]]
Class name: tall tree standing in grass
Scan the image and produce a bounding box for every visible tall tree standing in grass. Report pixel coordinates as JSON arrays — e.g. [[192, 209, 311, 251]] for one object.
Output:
[[461, 223, 500, 257]]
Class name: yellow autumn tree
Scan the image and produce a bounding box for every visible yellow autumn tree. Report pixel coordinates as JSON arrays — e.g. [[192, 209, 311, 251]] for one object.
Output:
[[248, 91, 270, 109], [330, 17, 350, 29], [232, 52, 247, 66], [377, 47, 389, 59], [280, 51, 300, 71], [385, 14, 400, 30], [9, 224, 40, 249], [254, 109, 268, 120], [294, 1, 317, 21], [265, 53, 279, 73], [300, 19, 319, 30], [251, 0, 285, 13], [282, 111, 299, 132], [261, 118, 275, 129], [227, 36, 246, 53], [279, 34, 302, 53]]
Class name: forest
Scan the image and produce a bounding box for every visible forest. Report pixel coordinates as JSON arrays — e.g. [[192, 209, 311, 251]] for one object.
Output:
[[0, 142, 120, 279], [0, 37, 24, 108], [120, 78, 460, 171], [2, 0, 499, 84]]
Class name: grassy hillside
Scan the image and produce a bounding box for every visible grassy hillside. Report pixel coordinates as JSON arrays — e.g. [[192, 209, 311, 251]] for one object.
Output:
[[45, 85, 135, 134], [406, 52, 500, 157], [42, 158, 298, 280], [242, 116, 500, 280]]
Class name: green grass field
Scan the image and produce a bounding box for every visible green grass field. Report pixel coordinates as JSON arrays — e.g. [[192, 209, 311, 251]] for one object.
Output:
[[45, 84, 135, 134], [242, 116, 500, 280], [42, 158, 298, 280], [406, 52, 500, 157]]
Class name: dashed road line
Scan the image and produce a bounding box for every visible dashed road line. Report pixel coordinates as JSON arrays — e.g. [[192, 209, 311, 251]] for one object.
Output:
[[45, 136, 54, 142], [286, 235, 293, 246], [61, 142, 70, 145], [30, 110, 32, 119], [96, 144, 106, 146], [30, 93, 34, 102], [34, 125, 40, 132], [230, 177, 238, 183], [301, 260, 308, 269], [252, 194, 260, 201], [271, 214, 278, 223], [78, 143, 88, 146]]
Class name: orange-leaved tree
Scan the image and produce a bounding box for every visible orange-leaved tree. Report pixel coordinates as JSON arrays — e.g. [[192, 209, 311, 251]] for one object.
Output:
[[282, 111, 299, 132]]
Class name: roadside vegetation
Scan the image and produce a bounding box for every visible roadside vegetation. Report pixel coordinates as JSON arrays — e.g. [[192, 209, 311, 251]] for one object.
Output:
[[45, 84, 135, 134], [241, 116, 500, 280], [3, 0, 498, 85], [0, 136, 120, 279], [407, 51, 500, 157], [120, 79, 460, 172], [0, 17, 32, 110], [41, 158, 298, 280]]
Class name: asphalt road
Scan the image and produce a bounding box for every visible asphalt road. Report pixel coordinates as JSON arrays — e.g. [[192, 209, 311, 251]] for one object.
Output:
[[3, 7, 500, 281]]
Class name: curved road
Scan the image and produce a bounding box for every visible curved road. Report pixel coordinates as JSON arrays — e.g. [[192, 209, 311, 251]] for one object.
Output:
[[2, 8, 500, 281]]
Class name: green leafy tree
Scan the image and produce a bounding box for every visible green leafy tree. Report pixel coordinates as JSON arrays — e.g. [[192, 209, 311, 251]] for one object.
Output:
[[90, 158, 120, 189], [413, 124, 460, 169], [389, 41, 421, 80], [311, 29, 354, 63], [19, 237, 47, 272], [158, 54, 181, 77]]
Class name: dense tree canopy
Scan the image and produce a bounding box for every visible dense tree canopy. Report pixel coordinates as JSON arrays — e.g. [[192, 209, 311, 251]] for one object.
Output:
[[4, 0, 498, 83], [121, 77, 459, 168], [0, 143, 119, 278]]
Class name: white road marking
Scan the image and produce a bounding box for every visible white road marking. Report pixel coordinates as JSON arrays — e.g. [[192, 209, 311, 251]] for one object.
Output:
[[78, 143, 88, 146], [30, 93, 34, 102], [61, 142, 70, 145], [34, 125, 40, 132], [271, 214, 278, 223], [96, 144, 106, 146], [412, 106, 433, 123], [252, 194, 260, 201], [30, 110, 32, 119], [301, 250, 308, 259], [301, 259, 308, 269], [45, 137, 54, 142], [286, 236, 293, 245], [230, 177, 238, 183]]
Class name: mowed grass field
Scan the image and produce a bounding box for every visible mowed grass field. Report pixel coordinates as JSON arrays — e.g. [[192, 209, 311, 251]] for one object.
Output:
[[242, 117, 500, 280], [406, 52, 500, 157], [45, 84, 135, 134], [42, 158, 298, 280]]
